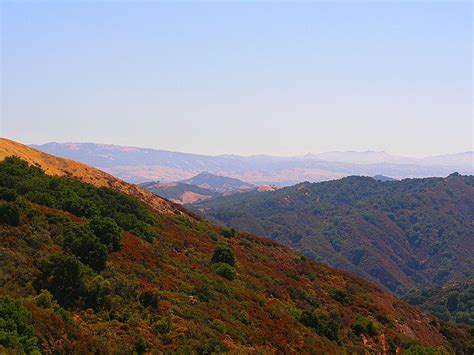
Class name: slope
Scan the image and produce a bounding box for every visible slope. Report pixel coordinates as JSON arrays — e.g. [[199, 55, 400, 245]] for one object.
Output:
[[0, 137, 188, 216], [181, 172, 255, 194], [139, 181, 220, 204], [192, 175, 474, 295], [0, 151, 471, 352]]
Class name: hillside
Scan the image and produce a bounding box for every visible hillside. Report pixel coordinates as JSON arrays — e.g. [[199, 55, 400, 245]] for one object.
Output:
[[192, 175, 474, 295], [32, 142, 474, 185], [0, 148, 471, 352], [181, 172, 255, 194], [404, 280, 474, 326], [140, 172, 256, 204], [139, 181, 220, 204], [0, 138, 187, 216]]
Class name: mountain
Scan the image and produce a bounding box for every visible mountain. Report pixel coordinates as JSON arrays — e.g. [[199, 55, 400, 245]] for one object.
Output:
[[139, 172, 255, 204], [1, 139, 471, 353], [373, 175, 397, 182], [31, 142, 474, 185], [181, 172, 255, 194], [139, 181, 220, 204], [192, 174, 474, 296]]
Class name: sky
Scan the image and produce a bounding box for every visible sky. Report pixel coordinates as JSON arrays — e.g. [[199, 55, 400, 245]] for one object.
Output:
[[1, 1, 472, 157]]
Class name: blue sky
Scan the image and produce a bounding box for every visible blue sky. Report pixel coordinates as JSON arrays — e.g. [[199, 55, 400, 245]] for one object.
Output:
[[1, 1, 472, 157]]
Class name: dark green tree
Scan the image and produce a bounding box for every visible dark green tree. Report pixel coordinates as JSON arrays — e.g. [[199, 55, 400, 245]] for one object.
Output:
[[34, 253, 87, 308], [211, 245, 235, 266], [0, 202, 21, 226], [63, 223, 108, 272], [88, 216, 121, 251], [0, 296, 40, 354]]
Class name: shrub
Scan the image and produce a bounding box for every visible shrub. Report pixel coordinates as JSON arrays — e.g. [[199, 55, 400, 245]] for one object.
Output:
[[34, 253, 88, 308], [211, 245, 236, 266], [46, 212, 71, 226], [329, 287, 351, 305], [154, 317, 170, 334], [139, 290, 160, 309], [404, 343, 438, 354], [0, 187, 17, 202], [25, 191, 57, 207], [0, 296, 40, 354], [299, 310, 340, 342], [194, 283, 213, 302], [0, 201, 21, 226], [85, 275, 112, 309], [212, 263, 237, 281], [63, 223, 108, 272], [221, 228, 236, 238], [88, 216, 122, 251], [351, 316, 380, 337]]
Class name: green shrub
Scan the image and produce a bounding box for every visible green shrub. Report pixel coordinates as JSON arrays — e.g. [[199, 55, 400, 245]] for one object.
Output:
[[63, 223, 108, 272], [212, 263, 237, 281], [351, 316, 380, 337], [0, 201, 21, 226], [404, 343, 438, 354], [25, 191, 57, 207], [139, 290, 160, 309], [194, 283, 213, 302], [0, 296, 40, 354], [221, 228, 236, 238], [299, 310, 340, 342], [34, 253, 88, 308], [85, 276, 112, 310], [154, 317, 170, 334], [0, 187, 17, 202], [329, 287, 351, 305], [46, 212, 71, 226], [211, 245, 236, 266], [88, 216, 122, 251]]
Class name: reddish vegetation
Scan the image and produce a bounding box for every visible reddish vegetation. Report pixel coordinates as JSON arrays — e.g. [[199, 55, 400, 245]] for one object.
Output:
[[0, 140, 471, 353]]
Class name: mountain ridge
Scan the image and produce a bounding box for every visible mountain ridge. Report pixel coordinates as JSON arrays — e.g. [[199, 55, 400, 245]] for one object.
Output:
[[1, 138, 189, 217], [31, 142, 473, 185], [192, 174, 474, 295]]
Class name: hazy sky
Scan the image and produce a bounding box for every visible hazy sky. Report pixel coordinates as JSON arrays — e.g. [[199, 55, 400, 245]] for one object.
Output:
[[1, 1, 472, 157]]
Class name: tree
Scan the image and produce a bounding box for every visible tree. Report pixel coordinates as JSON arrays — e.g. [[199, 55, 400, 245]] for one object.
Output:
[[34, 253, 87, 308], [63, 223, 108, 272], [88, 216, 121, 251], [299, 310, 340, 342], [211, 245, 235, 267], [211, 263, 237, 281], [0, 202, 21, 226], [0, 296, 40, 354], [447, 291, 459, 313]]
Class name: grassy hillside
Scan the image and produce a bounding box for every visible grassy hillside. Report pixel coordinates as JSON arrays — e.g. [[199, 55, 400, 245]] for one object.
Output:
[[0, 155, 471, 353], [192, 175, 474, 295], [0, 137, 187, 216]]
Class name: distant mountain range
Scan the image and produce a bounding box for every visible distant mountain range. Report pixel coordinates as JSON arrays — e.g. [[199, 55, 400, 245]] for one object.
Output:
[[191, 174, 474, 295], [139, 172, 257, 204], [31, 143, 473, 185]]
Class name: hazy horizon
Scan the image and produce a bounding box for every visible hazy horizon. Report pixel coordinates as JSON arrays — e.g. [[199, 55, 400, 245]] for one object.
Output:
[[27, 139, 473, 159], [2, 1, 472, 157]]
